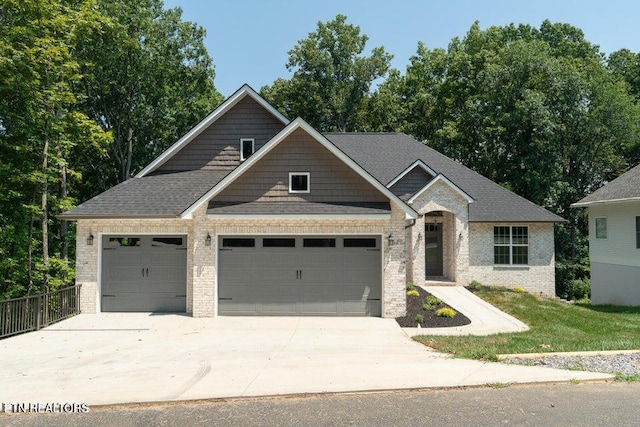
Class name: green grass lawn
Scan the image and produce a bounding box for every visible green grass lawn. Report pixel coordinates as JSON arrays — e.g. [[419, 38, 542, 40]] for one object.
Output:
[[414, 288, 640, 361]]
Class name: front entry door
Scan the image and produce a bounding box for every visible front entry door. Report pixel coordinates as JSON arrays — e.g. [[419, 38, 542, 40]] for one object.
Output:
[[425, 223, 443, 277]]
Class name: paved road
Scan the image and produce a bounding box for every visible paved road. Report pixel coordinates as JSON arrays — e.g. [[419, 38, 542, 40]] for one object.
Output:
[[2, 382, 639, 426]]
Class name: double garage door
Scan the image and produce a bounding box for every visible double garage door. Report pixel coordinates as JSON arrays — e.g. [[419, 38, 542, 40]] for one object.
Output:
[[101, 235, 187, 312], [218, 235, 382, 316]]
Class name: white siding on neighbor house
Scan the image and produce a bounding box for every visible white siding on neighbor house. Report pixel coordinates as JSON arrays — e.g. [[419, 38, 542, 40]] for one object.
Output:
[[467, 222, 556, 296], [587, 201, 640, 306], [591, 262, 640, 306], [588, 202, 640, 268]]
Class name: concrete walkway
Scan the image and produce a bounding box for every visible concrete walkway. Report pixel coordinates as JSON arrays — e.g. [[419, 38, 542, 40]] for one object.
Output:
[[402, 286, 529, 337], [0, 314, 611, 406]]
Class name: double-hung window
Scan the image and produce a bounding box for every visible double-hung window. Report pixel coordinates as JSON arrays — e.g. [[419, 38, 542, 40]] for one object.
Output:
[[494, 226, 528, 265]]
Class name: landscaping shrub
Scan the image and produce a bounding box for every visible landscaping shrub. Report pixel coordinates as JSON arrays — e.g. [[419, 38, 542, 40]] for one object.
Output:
[[513, 286, 525, 294], [406, 283, 416, 291], [566, 278, 591, 301], [407, 289, 420, 297], [555, 260, 590, 299], [468, 280, 482, 290], [422, 295, 442, 311], [436, 307, 456, 318], [415, 314, 424, 324]]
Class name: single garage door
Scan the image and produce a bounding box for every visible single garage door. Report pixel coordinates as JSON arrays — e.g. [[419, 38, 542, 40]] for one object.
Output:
[[101, 235, 187, 312], [218, 235, 381, 316]]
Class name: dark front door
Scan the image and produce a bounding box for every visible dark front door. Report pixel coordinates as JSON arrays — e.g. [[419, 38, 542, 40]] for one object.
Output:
[[425, 223, 443, 277]]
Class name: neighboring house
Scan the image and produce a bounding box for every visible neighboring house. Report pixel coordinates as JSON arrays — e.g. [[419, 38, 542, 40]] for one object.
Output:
[[60, 85, 564, 318], [572, 164, 640, 306]]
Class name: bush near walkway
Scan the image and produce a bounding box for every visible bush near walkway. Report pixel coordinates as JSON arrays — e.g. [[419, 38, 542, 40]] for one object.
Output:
[[414, 288, 640, 361]]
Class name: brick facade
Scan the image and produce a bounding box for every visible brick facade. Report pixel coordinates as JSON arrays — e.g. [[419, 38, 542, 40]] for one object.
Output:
[[407, 179, 470, 285], [74, 202, 408, 318], [468, 222, 556, 295]]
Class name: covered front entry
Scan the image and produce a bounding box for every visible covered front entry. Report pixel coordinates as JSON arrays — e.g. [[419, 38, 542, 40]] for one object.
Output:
[[218, 235, 382, 316], [101, 235, 187, 312]]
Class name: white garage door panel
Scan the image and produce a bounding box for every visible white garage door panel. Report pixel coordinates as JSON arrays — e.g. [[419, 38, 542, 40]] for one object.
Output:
[[218, 236, 382, 316]]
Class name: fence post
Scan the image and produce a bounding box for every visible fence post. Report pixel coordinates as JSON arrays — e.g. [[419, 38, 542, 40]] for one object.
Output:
[[35, 293, 41, 331]]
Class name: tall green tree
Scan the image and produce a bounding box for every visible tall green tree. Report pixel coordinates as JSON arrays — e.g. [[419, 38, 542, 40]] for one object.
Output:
[[261, 14, 392, 132], [371, 21, 640, 297], [76, 0, 222, 189], [0, 0, 111, 295]]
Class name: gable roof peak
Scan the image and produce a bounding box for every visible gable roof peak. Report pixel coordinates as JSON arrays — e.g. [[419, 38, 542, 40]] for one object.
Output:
[[136, 84, 289, 177]]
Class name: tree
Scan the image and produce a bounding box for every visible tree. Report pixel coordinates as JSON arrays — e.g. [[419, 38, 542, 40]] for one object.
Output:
[[261, 14, 392, 132], [371, 21, 640, 297], [0, 0, 111, 295], [76, 0, 222, 189]]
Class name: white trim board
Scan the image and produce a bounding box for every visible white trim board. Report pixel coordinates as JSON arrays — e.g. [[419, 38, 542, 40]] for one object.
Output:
[[571, 196, 640, 207], [408, 174, 474, 204], [136, 84, 289, 177], [207, 214, 391, 220], [387, 159, 436, 188], [181, 118, 418, 219]]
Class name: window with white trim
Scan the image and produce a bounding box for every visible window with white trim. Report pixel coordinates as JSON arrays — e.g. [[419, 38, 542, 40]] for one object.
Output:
[[494, 226, 528, 265], [289, 172, 310, 193], [240, 138, 254, 161], [595, 217, 607, 239]]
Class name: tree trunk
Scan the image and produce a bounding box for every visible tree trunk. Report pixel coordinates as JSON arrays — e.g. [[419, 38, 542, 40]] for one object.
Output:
[[41, 120, 50, 289], [26, 191, 36, 295], [58, 144, 68, 261], [125, 127, 133, 180]]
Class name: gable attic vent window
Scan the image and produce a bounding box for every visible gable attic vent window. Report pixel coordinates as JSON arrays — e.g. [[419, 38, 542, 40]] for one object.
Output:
[[289, 172, 310, 193], [240, 138, 254, 161]]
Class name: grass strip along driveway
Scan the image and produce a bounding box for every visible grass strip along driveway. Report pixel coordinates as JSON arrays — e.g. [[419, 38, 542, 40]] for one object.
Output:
[[414, 288, 640, 361]]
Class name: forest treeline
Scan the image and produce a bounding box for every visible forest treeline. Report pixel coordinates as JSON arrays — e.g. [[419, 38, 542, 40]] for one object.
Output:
[[2, 3, 639, 299]]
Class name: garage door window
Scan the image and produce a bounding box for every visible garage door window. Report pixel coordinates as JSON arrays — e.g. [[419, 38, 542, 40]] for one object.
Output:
[[223, 238, 255, 248], [344, 238, 377, 248], [108, 237, 140, 247], [152, 237, 183, 247], [263, 238, 296, 247], [303, 238, 336, 248]]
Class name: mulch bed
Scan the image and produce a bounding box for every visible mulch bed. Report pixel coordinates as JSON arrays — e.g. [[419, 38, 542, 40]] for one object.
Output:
[[395, 286, 472, 328]]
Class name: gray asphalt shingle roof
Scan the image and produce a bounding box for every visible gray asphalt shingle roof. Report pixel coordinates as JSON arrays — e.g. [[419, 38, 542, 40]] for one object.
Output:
[[60, 170, 228, 218], [62, 131, 564, 222], [325, 133, 564, 222], [207, 201, 391, 215], [573, 163, 640, 206]]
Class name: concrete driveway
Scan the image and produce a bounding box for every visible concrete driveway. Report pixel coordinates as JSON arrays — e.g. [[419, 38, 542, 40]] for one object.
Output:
[[0, 314, 612, 406]]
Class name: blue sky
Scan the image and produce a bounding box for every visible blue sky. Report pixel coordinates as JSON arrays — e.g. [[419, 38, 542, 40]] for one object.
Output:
[[163, 0, 640, 97]]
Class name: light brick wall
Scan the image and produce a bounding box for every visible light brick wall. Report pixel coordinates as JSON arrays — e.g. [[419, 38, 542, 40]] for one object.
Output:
[[191, 203, 407, 318], [74, 219, 192, 314], [468, 222, 555, 295], [408, 180, 470, 284], [75, 203, 408, 318]]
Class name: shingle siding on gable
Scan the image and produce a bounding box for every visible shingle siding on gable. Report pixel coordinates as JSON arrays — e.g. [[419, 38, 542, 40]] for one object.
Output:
[[157, 96, 286, 172], [390, 167, 432, 200], [213, 128, 388, 203]]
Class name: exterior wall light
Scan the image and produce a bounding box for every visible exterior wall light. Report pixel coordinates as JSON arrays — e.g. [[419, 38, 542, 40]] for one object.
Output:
[[387, 233, 396, 246], [86, 233, 94, 246], [205, 233, 212, 246]]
